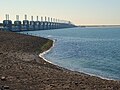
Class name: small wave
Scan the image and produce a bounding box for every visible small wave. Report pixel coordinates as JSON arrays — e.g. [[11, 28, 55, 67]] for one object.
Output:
[[39, 39, 56, 64]]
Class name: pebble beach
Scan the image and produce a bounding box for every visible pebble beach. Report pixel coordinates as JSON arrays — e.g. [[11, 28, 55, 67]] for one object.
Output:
[[0, 30, 120, 90]]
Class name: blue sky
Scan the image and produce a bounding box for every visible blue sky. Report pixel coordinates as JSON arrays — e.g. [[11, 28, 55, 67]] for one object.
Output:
[[0, 0, 120, 25]]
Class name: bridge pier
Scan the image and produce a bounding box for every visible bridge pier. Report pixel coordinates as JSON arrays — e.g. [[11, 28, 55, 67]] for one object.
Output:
[[22, 15, 29, 31], [29, 16, 35, 30], [13, 15, 21, 31], [3, 14, 12, 31], [35, 16, 40, 30]]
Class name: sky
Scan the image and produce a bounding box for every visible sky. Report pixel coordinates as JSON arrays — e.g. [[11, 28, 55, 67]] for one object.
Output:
[[0, 0, 120, 25]]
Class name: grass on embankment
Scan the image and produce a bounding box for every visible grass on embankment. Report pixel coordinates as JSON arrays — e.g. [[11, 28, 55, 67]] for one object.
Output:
[[40, 40, 53, 52]]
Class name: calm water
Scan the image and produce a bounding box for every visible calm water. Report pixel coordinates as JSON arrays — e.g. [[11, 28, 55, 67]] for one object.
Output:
[[21, 27, 120, 80]]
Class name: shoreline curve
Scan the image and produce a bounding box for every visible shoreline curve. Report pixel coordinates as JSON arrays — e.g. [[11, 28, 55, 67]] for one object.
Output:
[[38, 38, 117, 81], [39, 39, 56, 64]]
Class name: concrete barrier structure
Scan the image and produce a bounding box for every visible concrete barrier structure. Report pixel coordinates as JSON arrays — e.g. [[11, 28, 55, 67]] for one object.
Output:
[[29, 16, 35, 30], [22, 15, 29, 31], [2, 14, 76, 32], [3, 14, 12, 31], [13, 15, 21, 31], [35, 16, 40, 30]]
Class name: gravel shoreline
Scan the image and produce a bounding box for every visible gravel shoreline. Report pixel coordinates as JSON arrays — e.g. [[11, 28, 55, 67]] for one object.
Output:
[[0, 30, 120, 90]]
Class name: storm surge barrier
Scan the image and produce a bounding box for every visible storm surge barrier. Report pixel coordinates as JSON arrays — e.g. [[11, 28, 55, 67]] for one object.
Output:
[[2, 14, 76, 32]]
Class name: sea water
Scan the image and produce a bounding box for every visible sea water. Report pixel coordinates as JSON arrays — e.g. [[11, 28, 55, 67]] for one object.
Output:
[[21, 27, 120, 80]]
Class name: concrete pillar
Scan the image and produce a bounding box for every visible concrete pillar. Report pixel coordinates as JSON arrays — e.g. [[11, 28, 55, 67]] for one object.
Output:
[[22, 15, 29, 30], [3, 14, 12, 31], [29, 16, 35, 30], [39, 17, 43, 30], [13, 15, 21, 31], [35, 16, 40, 30]]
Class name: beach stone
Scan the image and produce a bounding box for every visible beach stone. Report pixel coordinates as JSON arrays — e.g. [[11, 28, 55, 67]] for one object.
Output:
[[0, 52, 3, 55], [0, 86, 4, 90], [4, 86, 9, 89], [44, 62, 46, 65], [75, 82, 79, 86], [19, 66, 22, 70], [1, 76, 6, 81], [0, 86, 9, 90]]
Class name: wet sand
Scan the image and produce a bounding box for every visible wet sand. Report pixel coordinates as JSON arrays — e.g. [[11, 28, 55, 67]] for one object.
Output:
[[0, 30, 120, 90]]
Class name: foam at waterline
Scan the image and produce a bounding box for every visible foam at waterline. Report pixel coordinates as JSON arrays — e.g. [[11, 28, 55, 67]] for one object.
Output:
[[39, 38, 116, 81], [77, 70, 116, 81], [39, 39, 56, 65]]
